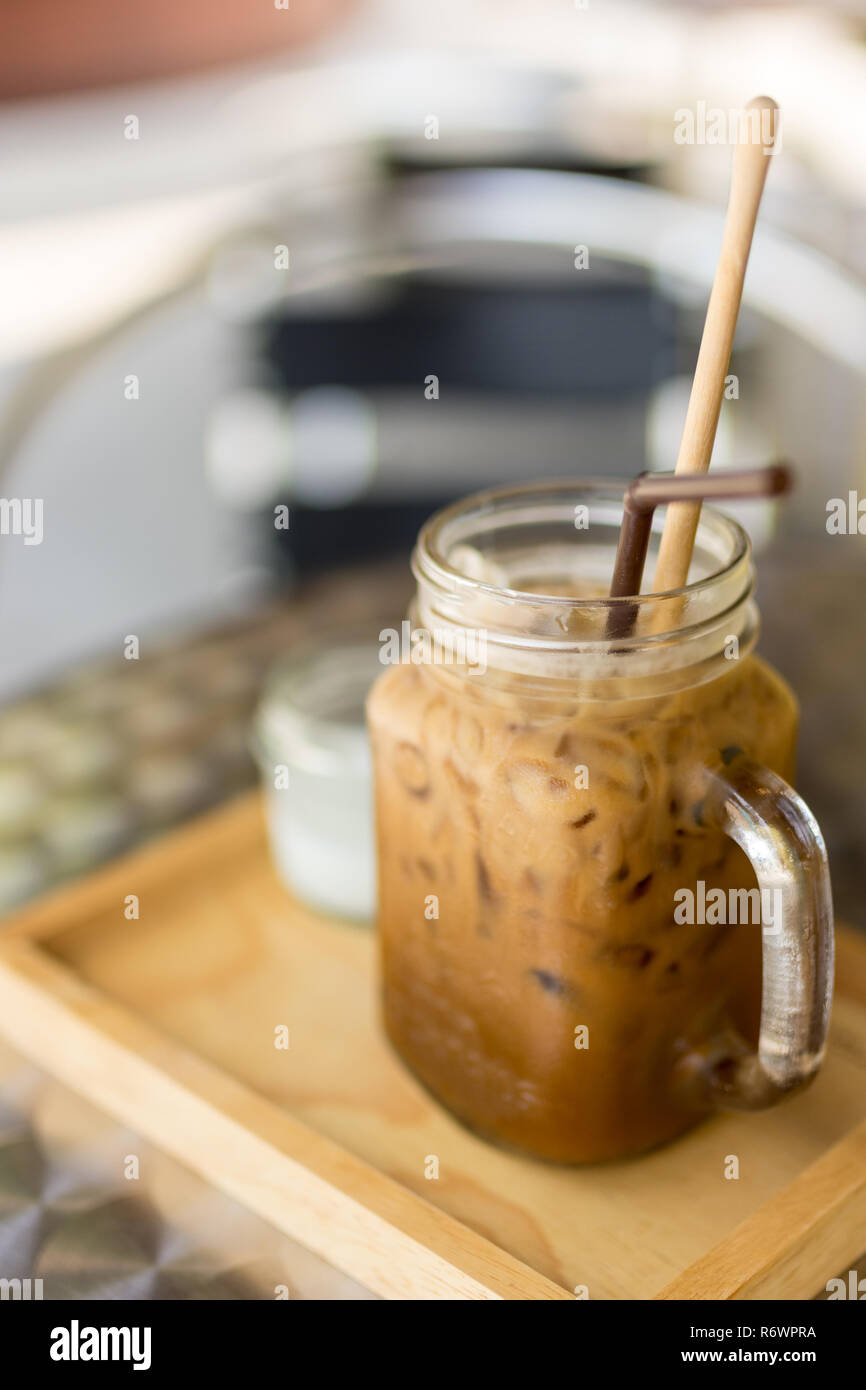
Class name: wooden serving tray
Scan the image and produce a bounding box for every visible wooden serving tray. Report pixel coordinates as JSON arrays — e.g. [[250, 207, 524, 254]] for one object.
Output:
[[1, 793, 864, 1301]]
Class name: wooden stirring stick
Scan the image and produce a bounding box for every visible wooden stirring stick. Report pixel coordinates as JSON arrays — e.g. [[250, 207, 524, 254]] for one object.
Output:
[[607, 463, 791, 640], [652, 95, 779, 595]]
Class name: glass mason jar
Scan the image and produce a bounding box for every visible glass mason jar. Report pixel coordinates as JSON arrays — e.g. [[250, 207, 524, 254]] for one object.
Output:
[[367, 481, 834, 1164]]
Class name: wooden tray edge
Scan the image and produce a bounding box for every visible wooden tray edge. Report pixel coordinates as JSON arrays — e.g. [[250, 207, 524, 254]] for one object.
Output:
[[655, 1117, 866, 1300], [0, 793, 266, 944], [0, 936, 572, 1302], [2, 792, 864, 1301], [655, 931, 866, 1298]]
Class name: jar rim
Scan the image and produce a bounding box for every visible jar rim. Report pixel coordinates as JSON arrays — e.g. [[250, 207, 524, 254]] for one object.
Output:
[[414, 477, 752, 619]]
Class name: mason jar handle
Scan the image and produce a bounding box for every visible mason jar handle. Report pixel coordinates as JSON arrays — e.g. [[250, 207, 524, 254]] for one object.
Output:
[[680, 754, 834, 1110]]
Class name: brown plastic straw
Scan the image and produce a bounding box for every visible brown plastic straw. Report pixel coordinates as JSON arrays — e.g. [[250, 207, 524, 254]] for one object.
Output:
[[606, 463, 791, 640]]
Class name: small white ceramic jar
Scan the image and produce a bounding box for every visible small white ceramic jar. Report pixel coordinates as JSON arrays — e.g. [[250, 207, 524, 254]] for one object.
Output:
[[253, 639, 378, 923]]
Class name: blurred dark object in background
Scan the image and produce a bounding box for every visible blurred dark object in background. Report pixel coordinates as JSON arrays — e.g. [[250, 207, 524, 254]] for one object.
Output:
[[259, 262, 677, 575]]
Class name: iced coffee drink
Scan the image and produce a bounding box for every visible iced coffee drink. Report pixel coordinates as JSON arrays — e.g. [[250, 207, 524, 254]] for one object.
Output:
[[367, 483, 833, 1163]]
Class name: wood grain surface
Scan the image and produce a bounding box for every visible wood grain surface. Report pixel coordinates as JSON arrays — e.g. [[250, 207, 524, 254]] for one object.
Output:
[[1, 793, 864, 1300]]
